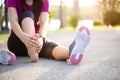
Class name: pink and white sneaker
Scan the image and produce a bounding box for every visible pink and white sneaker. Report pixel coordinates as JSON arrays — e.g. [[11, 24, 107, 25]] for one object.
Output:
[[0, 50, 16, 65], [69, 26, 90, 64]]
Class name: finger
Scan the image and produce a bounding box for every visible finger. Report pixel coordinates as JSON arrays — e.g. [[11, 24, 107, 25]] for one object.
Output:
[[25, 39, 37, 47], [25, 41, 35, 47], [31, 36, 38, 40], [27, 37, 38, 46]]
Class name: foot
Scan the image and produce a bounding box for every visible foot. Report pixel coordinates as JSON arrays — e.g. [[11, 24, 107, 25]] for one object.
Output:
[[27, 34, 43, 62], [0, 50, 16, 65], [69, 26, 90, 64], [27, 46, 39, 62]]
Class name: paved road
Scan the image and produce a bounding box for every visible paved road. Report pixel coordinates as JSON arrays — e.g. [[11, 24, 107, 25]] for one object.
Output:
[[0, 29, 120, 80]]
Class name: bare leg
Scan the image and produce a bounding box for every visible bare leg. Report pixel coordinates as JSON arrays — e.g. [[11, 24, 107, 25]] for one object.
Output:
[[21, 18, 35, 35], [21, 17, 38, 62], [51, 26, 90, 64], [52, 46, 69, 60]]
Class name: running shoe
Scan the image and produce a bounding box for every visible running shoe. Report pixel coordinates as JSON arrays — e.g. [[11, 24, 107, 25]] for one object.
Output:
[[0, 50, 16, 65], [69, 26, 90, 64]]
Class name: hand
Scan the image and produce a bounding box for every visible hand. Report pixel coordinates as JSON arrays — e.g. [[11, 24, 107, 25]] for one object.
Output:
[[34, 33, 44, 53], [20, 32, 38, 47]]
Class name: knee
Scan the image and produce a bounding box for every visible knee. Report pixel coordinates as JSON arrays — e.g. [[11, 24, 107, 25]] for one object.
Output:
[[52, 46, 69, 60], [20, 11, 34, 23]]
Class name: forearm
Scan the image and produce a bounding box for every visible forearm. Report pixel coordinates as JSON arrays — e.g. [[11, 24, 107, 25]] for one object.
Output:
[[10, 20, 24, 39], [8, 7, 24, 39], [39, 12, 49, 37], [39, 23, 48, 37]]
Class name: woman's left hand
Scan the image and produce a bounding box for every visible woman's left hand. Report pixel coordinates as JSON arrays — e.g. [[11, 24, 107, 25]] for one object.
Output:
[[34, 33, 44, 53]]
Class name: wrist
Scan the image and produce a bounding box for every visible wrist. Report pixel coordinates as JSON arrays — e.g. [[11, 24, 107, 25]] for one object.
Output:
[[35, 33, 45, 41], [39, 36, 45, 43], [17, 31, 25, 40], [40, 36, 45, 38]]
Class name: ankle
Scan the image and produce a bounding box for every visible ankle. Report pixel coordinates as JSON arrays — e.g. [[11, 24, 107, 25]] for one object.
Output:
[[26, 46, 39, 62]]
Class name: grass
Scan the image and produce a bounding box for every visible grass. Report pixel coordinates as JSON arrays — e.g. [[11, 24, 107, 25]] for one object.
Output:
[[48, 25, 120, 34], [0, 33, 9, 43], [93, 25, 120, 30]]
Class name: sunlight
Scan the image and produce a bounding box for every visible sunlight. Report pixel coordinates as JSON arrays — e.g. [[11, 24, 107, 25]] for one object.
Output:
[[64, 0, 73, 7], [49, 0, 61, 6], [50, 0, 97, 7], [0, 0, 4, 6], [79, 0, 96, 7], [49, 0, 73, 7]]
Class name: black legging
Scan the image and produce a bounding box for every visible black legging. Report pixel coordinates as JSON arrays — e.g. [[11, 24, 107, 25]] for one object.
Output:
[[7, 11, 58, 58], [7, 11, 34, 56]]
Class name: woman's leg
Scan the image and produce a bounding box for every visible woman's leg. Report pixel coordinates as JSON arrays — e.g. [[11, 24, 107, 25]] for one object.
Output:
[[38, 39, 69, 60], [51, 26, 90, 64], [7, 11, 35, 57], [20, 11, 35, 35], [52, 46, 69, 60], [20, 11, 38, 62], [7, 33, 28, 56]]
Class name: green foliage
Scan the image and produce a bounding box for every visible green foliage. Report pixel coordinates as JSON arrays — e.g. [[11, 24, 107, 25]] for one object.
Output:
[[94, 20, 103, 26], [49, 7, 58, 22], [0, 4, 4, 29], [0, 34, 9, 41], [0, 17, 4, 28], [99, 0, 120, 12], [103, 10, 120, 26], [68, 14, 80, 28]]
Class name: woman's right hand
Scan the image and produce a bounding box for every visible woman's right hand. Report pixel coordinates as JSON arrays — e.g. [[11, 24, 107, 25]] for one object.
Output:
[[19, 32, 38, 47]]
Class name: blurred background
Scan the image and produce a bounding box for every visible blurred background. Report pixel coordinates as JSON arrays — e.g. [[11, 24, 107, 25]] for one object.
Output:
[[0, 0, 120, 33], [0, 1, 120, 80]]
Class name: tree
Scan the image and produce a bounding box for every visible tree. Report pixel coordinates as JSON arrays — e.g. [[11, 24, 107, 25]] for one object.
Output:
[[103, 10, 120, 25], [98, 0, 120, 13], [0, 0, 4, 30], [73, 0, 79, 14], [98, 0, 120, 25], [59, 0, 66, 28], [1, 0, 9, 33], [68, 14, 80, 29]]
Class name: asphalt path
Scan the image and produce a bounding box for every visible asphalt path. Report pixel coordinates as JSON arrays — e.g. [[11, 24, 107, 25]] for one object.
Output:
[[0, 29, 120, 80]]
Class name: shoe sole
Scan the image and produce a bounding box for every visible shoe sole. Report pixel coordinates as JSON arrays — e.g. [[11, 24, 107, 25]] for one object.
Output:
[[0, 50, 16, 65], [70, 26, 90, 64]]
